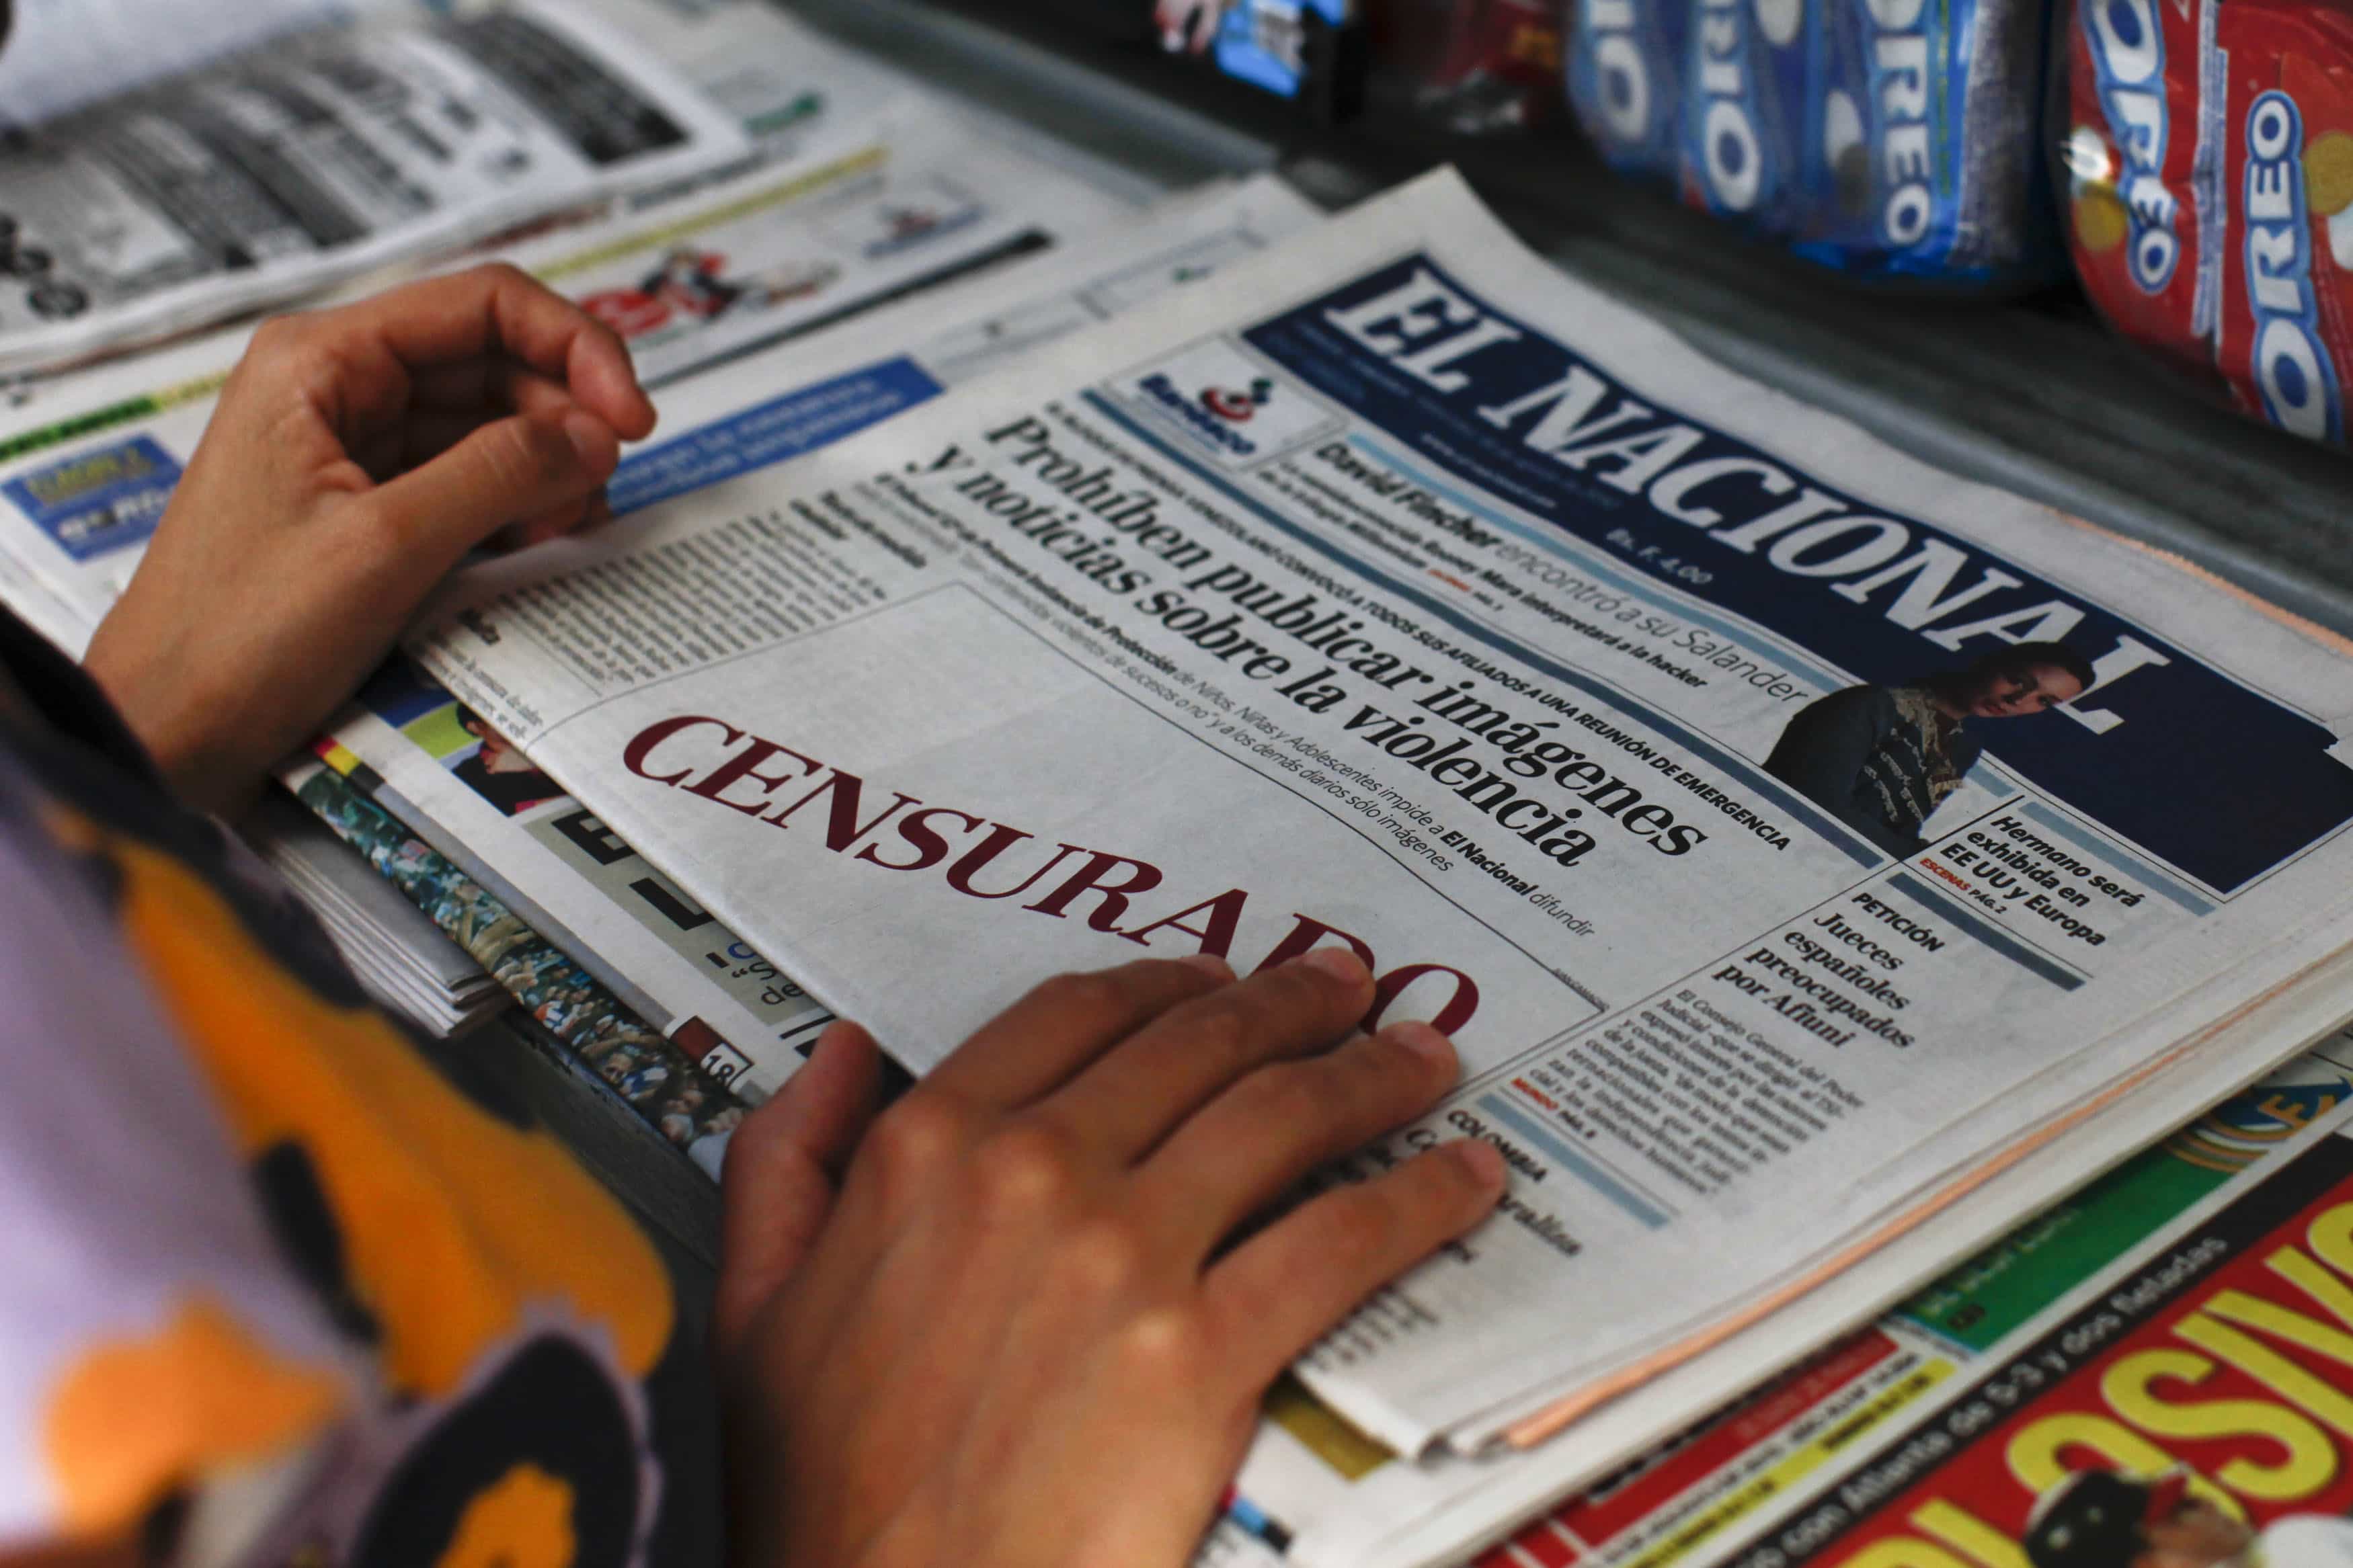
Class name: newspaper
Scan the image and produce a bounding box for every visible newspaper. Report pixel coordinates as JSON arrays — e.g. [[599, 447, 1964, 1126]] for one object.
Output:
[[1220, 1038, 2353, 1566], [1693, 1094, 2353, 1568], [0, 114, 1135, 647], [406, 165, 2353, 1460], [245, 790, 510, 1038], [286, 757, 752, 1170], [305, 174, 1322, 1097], [0, 0, 348, 130], [0, 0, 750, 376]]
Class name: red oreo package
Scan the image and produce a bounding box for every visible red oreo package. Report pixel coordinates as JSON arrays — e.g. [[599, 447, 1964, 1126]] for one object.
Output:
[[2061, 0, 2353, 444]]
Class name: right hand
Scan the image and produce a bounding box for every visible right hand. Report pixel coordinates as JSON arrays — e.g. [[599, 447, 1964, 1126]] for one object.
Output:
[[715, 950, 1505, 1567]]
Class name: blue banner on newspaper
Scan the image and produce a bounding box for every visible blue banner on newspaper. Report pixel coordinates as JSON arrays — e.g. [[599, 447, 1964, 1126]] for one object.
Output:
[[1240, 258, 2353, 895], [2, 435, 179, 561], [610, 357, 944, 515]]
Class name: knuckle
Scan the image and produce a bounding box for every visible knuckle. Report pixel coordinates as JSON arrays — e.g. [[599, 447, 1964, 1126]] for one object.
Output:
[[1112, 1305, 1213, 1386], [1055, 1215, 1150, 1301], [868, 1094, 966, 1188], [971, 1121, 1083, 1214]]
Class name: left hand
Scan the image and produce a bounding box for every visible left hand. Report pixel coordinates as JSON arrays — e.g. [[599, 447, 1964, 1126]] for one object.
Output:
[[84, 263, 655, 814]]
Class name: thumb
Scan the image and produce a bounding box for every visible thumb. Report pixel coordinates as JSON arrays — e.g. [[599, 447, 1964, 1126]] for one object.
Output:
[[713, 1022, 883, 1362], [370, 408, 618, 571]]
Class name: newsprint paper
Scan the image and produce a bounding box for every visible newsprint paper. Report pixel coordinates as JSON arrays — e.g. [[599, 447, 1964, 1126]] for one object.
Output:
[[411, 169, 2353, 1467]]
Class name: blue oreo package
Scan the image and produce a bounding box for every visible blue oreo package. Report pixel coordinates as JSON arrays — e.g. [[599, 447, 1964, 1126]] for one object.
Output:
[[1567, 0, 1689, 179], [1683, 0, 1813, 228], [1566, 0, 2063, 286]]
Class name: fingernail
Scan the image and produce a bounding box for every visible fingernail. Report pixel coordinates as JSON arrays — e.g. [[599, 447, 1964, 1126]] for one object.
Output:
[[1177, 952, 1234, 980], [1382, 1019, 1456, 1069], [1295, 946, 1369, 985], [1453, 1139, 1507, 1190]]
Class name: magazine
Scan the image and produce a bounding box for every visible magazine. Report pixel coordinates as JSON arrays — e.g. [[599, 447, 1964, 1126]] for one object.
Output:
[[405, 167, 2353, 1467]]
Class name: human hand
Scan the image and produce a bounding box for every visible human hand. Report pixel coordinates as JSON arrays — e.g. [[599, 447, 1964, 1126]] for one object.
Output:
[[83, 263, 655, 814], [713, 950, 1503, 1568]]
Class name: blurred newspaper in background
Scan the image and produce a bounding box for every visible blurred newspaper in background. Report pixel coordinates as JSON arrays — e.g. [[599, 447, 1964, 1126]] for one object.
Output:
[[0, 0, 751, 376]]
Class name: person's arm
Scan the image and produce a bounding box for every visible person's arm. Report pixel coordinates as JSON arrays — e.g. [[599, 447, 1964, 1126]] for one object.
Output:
[[83, 263, 656, 815], [714, 950, 1501, 1567]]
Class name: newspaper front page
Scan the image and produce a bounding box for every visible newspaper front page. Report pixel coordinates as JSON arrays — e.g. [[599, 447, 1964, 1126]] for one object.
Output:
[[0, 114, 1133, 647], [307, 175, 1323, 1098], [409, 167, 2353, 1453], [0, 0, 749, 376]]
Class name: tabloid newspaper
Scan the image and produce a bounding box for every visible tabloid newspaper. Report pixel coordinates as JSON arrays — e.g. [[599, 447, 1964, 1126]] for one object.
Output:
[[405, 166, 2353, 1466], [0, 0, 750, 376], [1601, 1080, 2353, 1568]]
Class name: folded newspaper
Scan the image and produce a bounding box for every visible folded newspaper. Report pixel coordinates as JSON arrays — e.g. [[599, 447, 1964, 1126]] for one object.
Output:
[[405, 167, 2353, 1476]]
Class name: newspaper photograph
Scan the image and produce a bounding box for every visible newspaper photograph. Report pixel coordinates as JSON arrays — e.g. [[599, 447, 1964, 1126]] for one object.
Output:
[[1219, 1042, 2353, 1568], [0, 113, 1136, 644], [0, 0, 750, 376], [406, 165, 2353, 1457], [303, 174, 1322, 1097]]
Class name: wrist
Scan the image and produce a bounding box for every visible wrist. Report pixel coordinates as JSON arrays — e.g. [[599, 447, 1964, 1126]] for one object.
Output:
[[82, 622, 255, 815]]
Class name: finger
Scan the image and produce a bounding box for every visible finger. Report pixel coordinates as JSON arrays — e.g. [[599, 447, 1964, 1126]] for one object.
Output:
[[1204, 1140, 1504, 1390], [713, 1021, 882, 1360], [924, 955, 1234, 1110], [1036, 949, 1373, 1161], [393, 371, 588, 473], [365, 408, 620, 579], [510, 488, 608, 550], [329, 263, 655, 439], [1135, 1020, 1459, 1252], [407, 358, 582, 421]]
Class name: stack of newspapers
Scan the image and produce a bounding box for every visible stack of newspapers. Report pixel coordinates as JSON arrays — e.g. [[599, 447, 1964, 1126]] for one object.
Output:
[[7, 5, 2353, 1567]]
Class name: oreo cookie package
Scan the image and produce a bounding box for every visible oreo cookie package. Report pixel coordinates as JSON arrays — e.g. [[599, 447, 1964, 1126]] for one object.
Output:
[[1568, 0, 2063, 284], [2061, 0, 2353, 445]]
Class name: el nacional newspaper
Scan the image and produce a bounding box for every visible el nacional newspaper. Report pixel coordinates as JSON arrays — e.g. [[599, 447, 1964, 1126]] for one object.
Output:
[[410, 165, 2353, 1460]]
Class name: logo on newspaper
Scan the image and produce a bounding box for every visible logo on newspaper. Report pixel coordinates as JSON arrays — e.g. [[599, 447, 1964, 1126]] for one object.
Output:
[[1115, 339, 1336, 467], [2, 436, 182, 561]]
